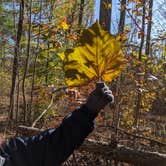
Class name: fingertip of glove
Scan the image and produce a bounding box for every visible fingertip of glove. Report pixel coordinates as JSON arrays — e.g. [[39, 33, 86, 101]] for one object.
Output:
[[96, 82, 105, 89]]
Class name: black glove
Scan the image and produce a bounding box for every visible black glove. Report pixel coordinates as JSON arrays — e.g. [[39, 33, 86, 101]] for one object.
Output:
[[84, 82, 114, 115]]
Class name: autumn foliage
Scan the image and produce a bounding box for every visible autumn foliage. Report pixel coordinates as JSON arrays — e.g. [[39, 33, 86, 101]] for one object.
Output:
[[0, 0, 165, 165]]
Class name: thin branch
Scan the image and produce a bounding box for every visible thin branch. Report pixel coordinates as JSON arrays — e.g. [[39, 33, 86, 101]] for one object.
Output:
[[31, 95, 54, 127], [126, 9, 142, 31], [31, 86, 67, 127], [98, 125, 166, 146]]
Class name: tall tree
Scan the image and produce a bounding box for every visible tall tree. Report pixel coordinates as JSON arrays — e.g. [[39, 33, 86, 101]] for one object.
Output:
[[22, 0, 32, 123], [138, 0, 146, 61], [9, 0, 24, 121], [45, 43, 50, 86], [134, 0, 146, 128], [118, 0, 127, 33], [78, 0, 85, 26], [99, 0, 112, 31], [145, 0, 153, 56]]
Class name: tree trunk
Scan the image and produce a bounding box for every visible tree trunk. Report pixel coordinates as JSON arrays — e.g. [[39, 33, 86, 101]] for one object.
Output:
[[138, 0, 146, 61], [22, 0, 32, 123], [134, 0, 146, 129], [145, 0, 153, 56], [118, 0, 127, 33], [80, 139, 166, 166], [45, 43, 50, 86], [12, 0, 17, 36], [99, 0, 112, 32], [78, 0, 85, 26], [12, 0, 19, 124], [15, 74, 20, 124], [9, 0, 24, 121], [30, 0, 42, 122]]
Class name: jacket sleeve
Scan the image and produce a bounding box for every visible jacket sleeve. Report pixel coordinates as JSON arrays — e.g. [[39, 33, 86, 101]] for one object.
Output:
[[1, 106, 96, 166]]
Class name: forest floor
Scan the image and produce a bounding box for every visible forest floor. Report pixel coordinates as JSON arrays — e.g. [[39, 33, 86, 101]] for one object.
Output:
[[0, 92, 165, 165], [0, 96, 9, 138]]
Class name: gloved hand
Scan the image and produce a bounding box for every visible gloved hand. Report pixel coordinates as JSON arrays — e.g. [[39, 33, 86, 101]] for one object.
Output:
[[84, 82, 114, 114]]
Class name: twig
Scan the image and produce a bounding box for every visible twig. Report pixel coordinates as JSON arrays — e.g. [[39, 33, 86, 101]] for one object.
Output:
[[126, 8, 142, 31], [31, 95, 54, 127], [117, 0, 142, 31], [31, 86, 67, 127]]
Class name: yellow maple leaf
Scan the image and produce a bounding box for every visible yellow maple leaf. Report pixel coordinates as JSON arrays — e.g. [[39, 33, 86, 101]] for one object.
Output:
[[58, 21, 127, 87]]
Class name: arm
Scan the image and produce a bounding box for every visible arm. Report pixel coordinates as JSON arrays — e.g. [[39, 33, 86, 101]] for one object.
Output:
[[1, 106, 95, 166], [0, 82, 113, 166]]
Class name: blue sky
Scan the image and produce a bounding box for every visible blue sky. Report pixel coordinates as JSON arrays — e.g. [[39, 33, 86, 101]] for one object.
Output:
[[94, 0, 100, 20]]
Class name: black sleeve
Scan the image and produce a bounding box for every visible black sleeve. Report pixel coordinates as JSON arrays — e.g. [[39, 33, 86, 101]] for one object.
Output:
[[1, 105, 96, 166]]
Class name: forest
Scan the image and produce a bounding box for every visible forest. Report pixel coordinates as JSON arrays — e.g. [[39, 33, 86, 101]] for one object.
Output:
[[0, 0, 166, 165]]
